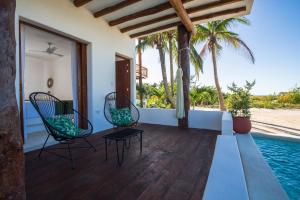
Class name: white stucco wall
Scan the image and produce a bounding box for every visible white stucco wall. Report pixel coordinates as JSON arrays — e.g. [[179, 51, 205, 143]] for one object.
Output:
[[139, 108, 223, 131], [50, 54, 73, 100], [24, 55, 73, 100], [15, 0, 136, 132], [24, 56, 46, 100], [221, 111, 233, 135]]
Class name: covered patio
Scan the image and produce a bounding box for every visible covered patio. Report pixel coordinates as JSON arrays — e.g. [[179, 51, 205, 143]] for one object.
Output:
[[25, 124, 219, 200], [4, 1, 290, 200]]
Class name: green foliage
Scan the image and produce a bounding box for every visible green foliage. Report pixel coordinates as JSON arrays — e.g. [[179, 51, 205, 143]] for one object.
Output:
[[138, 82, 300, 110], [189, 85, 219, 109], [227, 81, 255, 117], [140, 82, 173, 108], [139, 82, 220, 109], [250, 86, 300, 109]]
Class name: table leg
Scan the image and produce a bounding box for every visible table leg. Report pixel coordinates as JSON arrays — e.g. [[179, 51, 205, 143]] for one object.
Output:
[[105, 138, 108, 161], [140, 131, 143, 155], [121, 140, 125, 164], [116, 140, 120, 165]]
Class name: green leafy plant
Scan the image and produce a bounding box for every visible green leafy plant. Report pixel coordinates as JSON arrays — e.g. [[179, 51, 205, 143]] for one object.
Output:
[[227, 81, 255, 117]]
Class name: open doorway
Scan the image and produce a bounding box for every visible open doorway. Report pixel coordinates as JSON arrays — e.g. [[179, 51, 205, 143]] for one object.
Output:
[[19, 23, 88, 152], [115, 54, 131, 107]]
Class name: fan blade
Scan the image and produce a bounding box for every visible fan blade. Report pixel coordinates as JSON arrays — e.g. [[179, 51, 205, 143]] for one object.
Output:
[[28, 50, 48, 53], [53, 53, 64, 57]]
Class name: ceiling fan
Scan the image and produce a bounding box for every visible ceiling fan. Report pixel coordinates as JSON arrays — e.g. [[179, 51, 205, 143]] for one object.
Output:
[[29, 42, 64, 57]]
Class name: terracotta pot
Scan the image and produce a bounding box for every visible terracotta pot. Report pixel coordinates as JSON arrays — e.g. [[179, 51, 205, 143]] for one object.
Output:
[[233, 117, 252, 134]]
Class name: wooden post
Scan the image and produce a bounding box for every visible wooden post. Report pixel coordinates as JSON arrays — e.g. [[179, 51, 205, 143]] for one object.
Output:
[[0, 0, 26, 199], [138, 39, 143, 107], [177, 24, 191, 128], [76, 42, 88, 128]]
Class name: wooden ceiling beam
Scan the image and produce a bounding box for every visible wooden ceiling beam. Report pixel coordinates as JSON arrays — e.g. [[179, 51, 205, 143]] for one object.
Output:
[[130, 6, 246, 38], [191, 6, 246, 22], [94, 0, 142, 18], [74, 0, 92, 7], [108, 0, 193, 26], [121, 13, 177, 33], [121, 0, 242, 33], [169, 0, 195, 34], [130, 22, 181, 38]]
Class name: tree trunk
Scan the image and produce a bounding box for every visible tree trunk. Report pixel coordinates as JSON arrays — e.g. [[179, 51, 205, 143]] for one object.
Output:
[[138, 39, 143, 108], [211, 45, 226, 111], [168, 34, 174, 97], [157, 44, 175, 108], [0, 1, 26, 199], [177, 25, 191, 128]]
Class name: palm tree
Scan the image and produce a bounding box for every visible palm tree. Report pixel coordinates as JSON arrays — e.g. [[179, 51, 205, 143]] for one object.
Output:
[[192, 17, 255, 111], [171, 33, 203, 79], [137, 38, 143, 107], [137, 33, 175, 108], [167, 31, 175, 97], [168, 30, 203, 93]]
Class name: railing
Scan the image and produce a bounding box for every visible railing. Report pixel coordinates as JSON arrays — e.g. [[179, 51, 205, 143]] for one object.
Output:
[[136, 64, 148, 79]]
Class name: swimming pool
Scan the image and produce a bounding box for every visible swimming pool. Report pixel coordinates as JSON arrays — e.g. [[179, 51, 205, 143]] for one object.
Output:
[[253, 135, 300, 200]]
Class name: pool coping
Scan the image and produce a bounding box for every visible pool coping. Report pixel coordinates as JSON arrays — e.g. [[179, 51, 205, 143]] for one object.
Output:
[[236, 134, 289, 200], [203, 135, 249, 200]]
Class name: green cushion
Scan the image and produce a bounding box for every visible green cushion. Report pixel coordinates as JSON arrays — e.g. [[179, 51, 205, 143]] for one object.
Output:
[[47, 116, 82, 137], [110, 107, 133, 126]]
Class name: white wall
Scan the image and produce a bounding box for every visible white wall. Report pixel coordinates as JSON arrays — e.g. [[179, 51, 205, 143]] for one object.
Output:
[[24, 56, 47, 99], [15, 0, 136, 132], [139, 108, 223, 131], [24, 54, 73, 100], [23, 54, 73, 137], [221, 111, 233, 135], [50, 54, 73, 100]]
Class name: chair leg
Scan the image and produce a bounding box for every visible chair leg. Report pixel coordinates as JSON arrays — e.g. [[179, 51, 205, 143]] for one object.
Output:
[[38, 134, 50, 158], [67, 143, 74, 169], [83, 137, 96, 151]]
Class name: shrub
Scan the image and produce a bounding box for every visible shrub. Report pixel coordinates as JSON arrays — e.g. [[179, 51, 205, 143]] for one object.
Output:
[[227, 81, 255, 117]]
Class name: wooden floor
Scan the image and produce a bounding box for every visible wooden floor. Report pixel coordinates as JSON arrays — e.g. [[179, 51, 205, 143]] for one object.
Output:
[[25, 124, 219, 200]]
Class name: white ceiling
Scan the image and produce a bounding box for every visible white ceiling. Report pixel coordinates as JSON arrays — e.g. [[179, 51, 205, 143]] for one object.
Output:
[[81, 0, 253, 38], [25, 26, 73, 60]]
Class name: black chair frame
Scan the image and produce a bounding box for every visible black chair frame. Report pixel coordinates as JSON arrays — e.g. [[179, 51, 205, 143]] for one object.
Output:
[[104, 92, 140, 128], [29, 92, 96, 169]]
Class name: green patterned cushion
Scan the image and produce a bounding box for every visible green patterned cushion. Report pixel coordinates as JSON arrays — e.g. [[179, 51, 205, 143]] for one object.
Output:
[[110, 107, 133, 126], [47, 116, 82, 137]]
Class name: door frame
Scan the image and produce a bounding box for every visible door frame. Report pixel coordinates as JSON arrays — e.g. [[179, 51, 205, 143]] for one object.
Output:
[[115, 53, 133, 101], [18, 20, 89, 142]]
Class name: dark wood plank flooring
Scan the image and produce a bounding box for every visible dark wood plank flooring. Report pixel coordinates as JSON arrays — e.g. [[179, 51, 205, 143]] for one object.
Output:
[[25, 124, 219, 200]]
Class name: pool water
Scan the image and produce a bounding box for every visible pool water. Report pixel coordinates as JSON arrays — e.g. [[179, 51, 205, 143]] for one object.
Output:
[[253, 135, 300, 200]]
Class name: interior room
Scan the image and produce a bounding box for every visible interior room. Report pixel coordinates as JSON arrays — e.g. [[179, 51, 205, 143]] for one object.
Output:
[[21, 25, 77, 152]]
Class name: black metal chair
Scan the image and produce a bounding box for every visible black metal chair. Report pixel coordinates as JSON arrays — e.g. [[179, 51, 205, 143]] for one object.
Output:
[[104, 92, 140, 128], [29, 92, 96, 169], [103, 92, 142, 166]]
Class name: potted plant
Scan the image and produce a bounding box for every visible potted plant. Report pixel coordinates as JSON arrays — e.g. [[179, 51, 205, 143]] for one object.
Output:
[[227, 81, 255, 133]]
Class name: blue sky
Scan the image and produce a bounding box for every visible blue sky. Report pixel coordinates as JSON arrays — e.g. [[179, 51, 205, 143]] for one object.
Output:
[[139, 0, 300, 95]]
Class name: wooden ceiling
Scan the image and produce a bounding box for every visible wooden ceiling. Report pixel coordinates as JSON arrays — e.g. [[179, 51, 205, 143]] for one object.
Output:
[[73, 0, 253, 38]]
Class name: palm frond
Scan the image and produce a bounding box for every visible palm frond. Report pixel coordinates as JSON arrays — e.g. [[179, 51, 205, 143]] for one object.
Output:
[[215, 17, 250, 31], [222, 34, 255, 64], [189, 44, 203, 79], [199, 41, 209, 58], [235, 38, 255, 64], [192, 24, 210, 45]]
